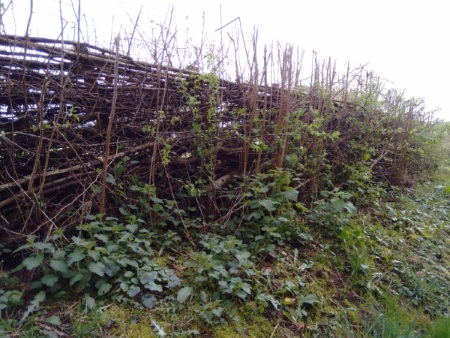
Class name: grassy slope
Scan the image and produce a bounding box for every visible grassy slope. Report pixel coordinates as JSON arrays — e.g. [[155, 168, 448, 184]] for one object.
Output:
[[2, 147, 450, 337], [63, 173, 450, 337]]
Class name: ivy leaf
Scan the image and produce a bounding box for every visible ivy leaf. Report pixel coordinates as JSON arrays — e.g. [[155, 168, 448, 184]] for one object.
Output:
[[177, 286, 192, 304], [88, 261, 106, 276], [144, 281, 163, 292], [127, 286, 141, 297], [259, 199, 279, 212], [142, 294, 156, 308], [98, 283, 112, 296], [104, 262, 120, 277], [50, 259, 68, 274], [241, 282, 252, 295], [41, 274, 59, 287], [23, 254, 44, 270], [140, 271, 158, 285], [167, 275, 181, 288]]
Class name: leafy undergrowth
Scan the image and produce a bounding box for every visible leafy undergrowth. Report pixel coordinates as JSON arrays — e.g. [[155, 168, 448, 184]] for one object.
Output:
[[1, 172, 450, 337]]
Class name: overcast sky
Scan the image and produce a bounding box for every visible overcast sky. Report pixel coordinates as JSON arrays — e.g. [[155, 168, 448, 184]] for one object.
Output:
[[3, 0, 449, 120]]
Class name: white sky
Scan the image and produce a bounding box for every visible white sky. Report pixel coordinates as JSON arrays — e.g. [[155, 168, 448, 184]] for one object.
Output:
[[3, 0, 449, 120]]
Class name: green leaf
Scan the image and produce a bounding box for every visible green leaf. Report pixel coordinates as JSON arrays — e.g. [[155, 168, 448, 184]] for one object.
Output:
[[144, 281, 162, 292], [259, 199, 279, 212], [6, 290, 22, 306], [106, 174, 116, 185], [302, 293, 317, 305], [241, 282, 252, 295], [295, 202, 309, 213], [117, 257, 139, 268], [119, 207, 129, 216], [125, 223, 139, 233], [167, 275, 181, 288], [151, 319, 167, 338], [211, 307, 224, 317], [23, 254, 44, 270], [34, 290, 46, 303], [41, 274, 59, 287], [50, 259, 68, 274], [94, 234, 109, 243], [20, 290, 46, 323], [88, 262, 106, 276], [177, 286, 192, 304], [46, 315, 61, 325], [69, 272, 84, 286], [332, 199, 356, 214], [84, 294, 96, 309], [34, 242, 55, 252], [127, 286, 141, 297], [52, 250, 66, 260], [87, 249, 101, 261], [104, 262, 120, 277], [124, 271, 134, 278], [98, 282, 112, 296], [281, 189, 299, 201], [67, 249, 85, 265], [142, 294, 156, 308]]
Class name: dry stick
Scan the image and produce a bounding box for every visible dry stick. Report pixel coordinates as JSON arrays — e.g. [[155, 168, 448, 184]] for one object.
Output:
[[126, 6, 143, 58], [0, 142, 152, 193], [149, 69, 162, 190], [24, 77, 48, 228], [100, 35, 120, 214], [149, 12, 174, 189], [39, 43, 72, 199], [279, 46, 293, 166], [162, 164, 196, 248], [6, 171, 58, 235], [24, 0, 33, 38], [1, 174, 83, 212], [243, 32, 259, 176], [256, 46, 270, 173]]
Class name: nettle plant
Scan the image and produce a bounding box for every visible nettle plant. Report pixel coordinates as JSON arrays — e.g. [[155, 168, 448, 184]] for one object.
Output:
[[185, 234, 255, 302], [229, 168, 312, 254], [14, 214, 182, 310]]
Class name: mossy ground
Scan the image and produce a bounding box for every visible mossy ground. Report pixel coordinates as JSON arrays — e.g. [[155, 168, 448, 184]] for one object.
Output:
[[66, 180, 449, 337]]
